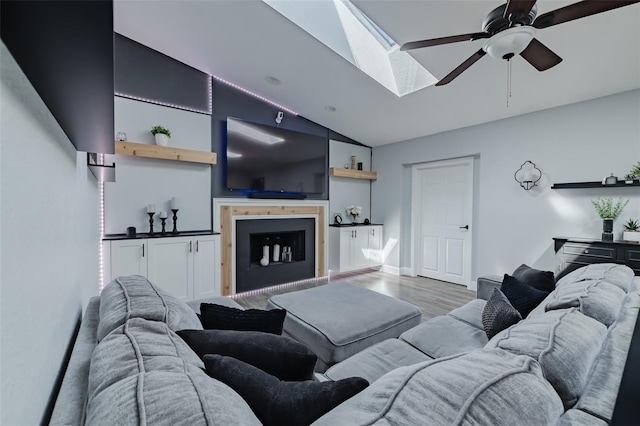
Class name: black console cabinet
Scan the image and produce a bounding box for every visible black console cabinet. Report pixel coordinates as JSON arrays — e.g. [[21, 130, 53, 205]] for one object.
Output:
[[554, 237, 640, 279]]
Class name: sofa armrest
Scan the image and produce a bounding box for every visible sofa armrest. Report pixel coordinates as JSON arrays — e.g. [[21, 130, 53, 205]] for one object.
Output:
[[477, 275, 503, 300]]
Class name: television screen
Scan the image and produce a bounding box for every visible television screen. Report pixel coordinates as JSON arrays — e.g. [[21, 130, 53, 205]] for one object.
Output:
[[225, 117, 327, 195]]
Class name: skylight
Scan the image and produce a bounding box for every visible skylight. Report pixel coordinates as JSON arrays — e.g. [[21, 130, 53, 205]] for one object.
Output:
[[263, 0, 437, 97]]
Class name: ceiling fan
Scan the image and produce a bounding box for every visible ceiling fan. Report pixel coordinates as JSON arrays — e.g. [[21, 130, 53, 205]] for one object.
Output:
[[401, 0, 640, 86]]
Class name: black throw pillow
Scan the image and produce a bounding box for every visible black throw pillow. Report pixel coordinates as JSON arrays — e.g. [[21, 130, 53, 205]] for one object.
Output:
[[203, 354, 369, 426], [512, 264, 555, 292], [199, 303, 286, 335], [482, 288, 522, 340], [501, 274, 549, 318], [177, 329, 317, 381]]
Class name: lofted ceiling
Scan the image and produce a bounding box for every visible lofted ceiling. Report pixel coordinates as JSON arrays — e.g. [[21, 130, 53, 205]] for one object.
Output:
[[114, 0, 640, 147]]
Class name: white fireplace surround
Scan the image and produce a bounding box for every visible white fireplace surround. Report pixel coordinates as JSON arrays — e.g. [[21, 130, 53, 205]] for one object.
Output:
[[213, 198, 329, 295]]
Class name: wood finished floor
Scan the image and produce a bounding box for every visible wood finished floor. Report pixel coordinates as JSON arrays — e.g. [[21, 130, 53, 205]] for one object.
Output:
[[233, 269, 476, 322]]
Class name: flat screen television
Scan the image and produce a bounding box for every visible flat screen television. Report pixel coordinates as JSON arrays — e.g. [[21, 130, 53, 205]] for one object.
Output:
[[224, 117, 327, 196]]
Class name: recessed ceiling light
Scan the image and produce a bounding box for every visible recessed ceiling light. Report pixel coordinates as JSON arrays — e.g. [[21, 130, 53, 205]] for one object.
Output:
[[324, 106, 336, 112], [265, 76, 281, 85]]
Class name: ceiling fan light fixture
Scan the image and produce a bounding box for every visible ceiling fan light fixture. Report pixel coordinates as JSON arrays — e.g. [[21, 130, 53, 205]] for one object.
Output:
[[483, 26, 537, 60]]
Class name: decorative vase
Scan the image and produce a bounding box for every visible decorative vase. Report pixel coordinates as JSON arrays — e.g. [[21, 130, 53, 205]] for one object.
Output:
[[350, 215, 359, 224], [154, 134, 169, 146], [602, 219, 614, 241]]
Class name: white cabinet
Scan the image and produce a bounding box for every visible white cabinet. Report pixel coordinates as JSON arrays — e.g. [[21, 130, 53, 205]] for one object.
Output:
[[106, 234, 220, 300], [329, 225, 383, 273]]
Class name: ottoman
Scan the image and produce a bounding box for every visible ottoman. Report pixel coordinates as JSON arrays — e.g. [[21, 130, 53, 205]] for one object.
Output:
[[266, 283, 422, 372]]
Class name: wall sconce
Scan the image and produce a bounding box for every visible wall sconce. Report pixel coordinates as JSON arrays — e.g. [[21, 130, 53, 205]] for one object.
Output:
[[514, 160, 541, 190]]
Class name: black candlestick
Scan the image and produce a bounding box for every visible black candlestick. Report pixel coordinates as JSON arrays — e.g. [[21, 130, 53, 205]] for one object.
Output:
[[160, 217, 167, 234], [171, 209, 179, 234], [147, 212, 155, 235]]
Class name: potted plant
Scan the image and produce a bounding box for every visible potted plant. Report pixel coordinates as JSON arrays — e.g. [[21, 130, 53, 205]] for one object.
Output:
[[623, 173, 636, 184], [630, 162, 640, 182], [346, 205, 362, 223], [591, 198, 629, 241], [623, 218, 640, 242], [151, 125, 171, 146]]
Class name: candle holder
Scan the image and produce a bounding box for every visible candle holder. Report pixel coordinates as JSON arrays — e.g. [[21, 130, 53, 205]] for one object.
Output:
[[160, 217, 167, 234], [147, 212, 156, 235], [171, 209, 179, 234]]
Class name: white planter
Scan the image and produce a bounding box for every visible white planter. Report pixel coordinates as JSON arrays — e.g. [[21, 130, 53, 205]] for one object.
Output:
[[623, 231, 640, 242], [154, 134, 169, 146]]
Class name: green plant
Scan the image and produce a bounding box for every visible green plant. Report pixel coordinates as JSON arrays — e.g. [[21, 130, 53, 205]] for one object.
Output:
[[150, 125, 171, 138], [591, 197, 629, 220], [624, 173, 636, 181], [624, 219, 639, 232], [631, 162, 640, 178]]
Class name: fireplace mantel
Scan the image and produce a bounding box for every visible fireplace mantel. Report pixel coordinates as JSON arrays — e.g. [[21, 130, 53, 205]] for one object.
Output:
[[213, 199, 328, 295]]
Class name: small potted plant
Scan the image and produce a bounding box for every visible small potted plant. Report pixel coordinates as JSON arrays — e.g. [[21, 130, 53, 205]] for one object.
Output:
[[624, 173, 636, 184], [623, 218, 640, 242], [150, 125, 171, 146], [346, 205, 362, 224], [591, 197, 629, 241]]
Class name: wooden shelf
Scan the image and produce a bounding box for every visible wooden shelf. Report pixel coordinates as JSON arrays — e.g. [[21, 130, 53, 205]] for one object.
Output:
[[115, 141, 216, 165], [330, 167, 377, 181], [552, 180, 640, 189]]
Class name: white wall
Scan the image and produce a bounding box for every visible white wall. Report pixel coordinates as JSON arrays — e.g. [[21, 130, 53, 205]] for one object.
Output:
[[0, 43, 99, 424], [329, 140, 372, 223], [372, 90, 640, 280], [104, 97, 212, 234]]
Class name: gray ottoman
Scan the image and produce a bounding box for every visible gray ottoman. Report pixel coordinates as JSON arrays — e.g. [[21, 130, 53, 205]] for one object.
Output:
[[266, 283, 422, 372]]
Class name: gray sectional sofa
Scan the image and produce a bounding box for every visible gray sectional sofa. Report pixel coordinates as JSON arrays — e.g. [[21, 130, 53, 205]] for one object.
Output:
[[50, 264, 639, 425]]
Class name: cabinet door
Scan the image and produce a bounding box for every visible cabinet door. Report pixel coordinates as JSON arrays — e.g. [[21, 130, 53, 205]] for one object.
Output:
[[147, 237, 193, 301], [193, 236, 220, 299], [339, 229, 354, 271], [368, 226, 383, 266], [351, 228, 370, 270], [110, 239, 147, 279]]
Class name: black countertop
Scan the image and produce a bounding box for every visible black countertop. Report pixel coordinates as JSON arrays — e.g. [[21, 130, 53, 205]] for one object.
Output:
[[330, 223, 383, 227], [553, 236, 639, 246], [102, 230, 219, 241]]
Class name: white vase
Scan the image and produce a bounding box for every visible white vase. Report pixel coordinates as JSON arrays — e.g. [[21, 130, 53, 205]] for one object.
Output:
[[623, 231, 640, 242], [155, 134, 169, 146]]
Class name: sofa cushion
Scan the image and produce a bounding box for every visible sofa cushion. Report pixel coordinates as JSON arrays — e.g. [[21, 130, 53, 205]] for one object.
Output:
[[447, 298, 486, 329], [528, 279, 627, 326], [204, 354, 368, 426], [555, 263, 634, 293], [399, 315, 488, 358], [512, 264, 555, 292], [199, 303, 286, 334], [87, 317, 260, 425], [323, 338, 432, 384], [177, 329, 317, 381], [312, 348, 564, 426], [98, 275, 202, 342], [481, 288, 522, 339], [485, 309, 607, 409], [501, 274, 549, 317]]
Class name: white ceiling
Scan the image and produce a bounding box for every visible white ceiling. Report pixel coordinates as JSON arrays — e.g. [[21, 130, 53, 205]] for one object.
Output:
[[114, 0, 640, 147]]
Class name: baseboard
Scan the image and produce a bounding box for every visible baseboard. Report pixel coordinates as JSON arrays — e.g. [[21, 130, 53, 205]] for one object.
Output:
[[400, 267, 414, 276], [381, 265, 400, 275]]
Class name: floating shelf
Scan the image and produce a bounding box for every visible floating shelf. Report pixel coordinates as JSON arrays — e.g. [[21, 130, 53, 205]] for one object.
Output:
[[330, 167, 377, 181], [115, 141, 216, 165], [552, 180, 640, 189]]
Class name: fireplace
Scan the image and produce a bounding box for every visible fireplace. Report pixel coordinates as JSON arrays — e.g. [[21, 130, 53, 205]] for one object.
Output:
[[236, 218, 315, 293]]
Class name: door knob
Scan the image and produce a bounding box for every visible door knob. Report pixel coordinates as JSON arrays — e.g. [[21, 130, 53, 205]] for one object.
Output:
[[459, 225, 469, 230]]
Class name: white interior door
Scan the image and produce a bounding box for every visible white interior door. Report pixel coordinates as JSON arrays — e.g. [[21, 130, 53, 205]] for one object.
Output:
[[412, 157, 473, 286]]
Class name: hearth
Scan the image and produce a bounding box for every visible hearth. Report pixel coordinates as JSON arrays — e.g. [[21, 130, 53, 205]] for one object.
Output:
[[236, 218, 315, 293]]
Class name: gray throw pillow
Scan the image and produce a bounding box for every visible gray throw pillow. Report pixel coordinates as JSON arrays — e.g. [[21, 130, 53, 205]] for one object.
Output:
[[204, 354, 368, 426], [482, 288, 522, 339]]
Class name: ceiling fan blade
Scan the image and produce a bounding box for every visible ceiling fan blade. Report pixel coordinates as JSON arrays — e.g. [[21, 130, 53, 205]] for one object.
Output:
[[534, 0, 640, 29], [503, 0, 537, 21], [520, 38, 563, 71], [400, 33, 490, 51], [435, 49, 487, 86]]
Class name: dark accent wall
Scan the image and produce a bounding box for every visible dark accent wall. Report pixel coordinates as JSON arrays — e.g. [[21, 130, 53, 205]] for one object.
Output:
[[115, 34, 210, 113], [1, 0, 115, 154]]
